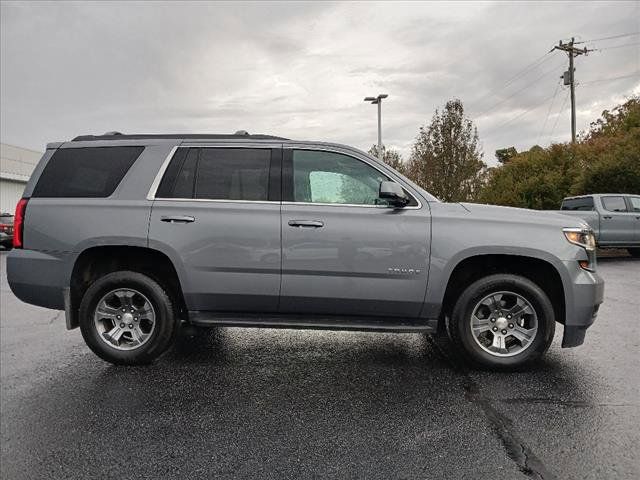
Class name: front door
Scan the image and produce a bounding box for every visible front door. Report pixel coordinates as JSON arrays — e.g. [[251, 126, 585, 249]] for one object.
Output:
[[279, 147, 430, 318], [148, 145, 282, 312]]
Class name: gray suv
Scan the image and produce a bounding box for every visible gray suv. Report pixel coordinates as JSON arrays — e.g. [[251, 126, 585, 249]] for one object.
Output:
[[7, 132, 604, 369]]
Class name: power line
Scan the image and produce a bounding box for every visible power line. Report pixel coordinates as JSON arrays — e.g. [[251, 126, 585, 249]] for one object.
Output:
[[549, 90, 570, 141], [537, 80, 562, 144], [502, 52, 555, 88], [578, 72, 640, 85], [575, 32, 639, 44], [597, 41, 640, 51], [483, 89, 561, 137], [476, 59, 564, 118], [472, 50, 555, 112]]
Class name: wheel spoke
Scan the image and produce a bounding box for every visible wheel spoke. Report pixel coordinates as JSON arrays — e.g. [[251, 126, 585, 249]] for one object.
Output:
[[511, 325, 534, 345], [485, 294, 502, 311], [115, 290, 134, 308], [131, 326, 146, 345], [96, 305, 120, 320], [103, 325, 125, 345], [491, 334, 507, 353], [137, 302, 153, 317], [509, 299, 532, 317], [471, 315, 491, 335]]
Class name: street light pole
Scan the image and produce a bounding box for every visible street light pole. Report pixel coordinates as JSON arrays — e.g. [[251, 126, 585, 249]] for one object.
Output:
[[364, 94, 388, 158]]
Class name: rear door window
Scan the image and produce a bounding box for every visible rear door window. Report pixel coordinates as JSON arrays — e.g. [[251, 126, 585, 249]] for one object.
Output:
[[628, 197, 640, 212], [156, 148, 272, 201], [601, 196, 628, 212], [32, 146, 144, 198]]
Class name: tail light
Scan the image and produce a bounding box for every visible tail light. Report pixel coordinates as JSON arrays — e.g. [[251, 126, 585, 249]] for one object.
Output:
[[13, 198, 28, 248]]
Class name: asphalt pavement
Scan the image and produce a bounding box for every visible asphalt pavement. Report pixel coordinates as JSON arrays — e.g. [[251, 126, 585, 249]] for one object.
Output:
[[1, 250, 638, 479]]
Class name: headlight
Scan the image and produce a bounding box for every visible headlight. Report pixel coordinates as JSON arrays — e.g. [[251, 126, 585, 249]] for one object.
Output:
[[563, 227, 596, 271], [563, 228, 596, 251]]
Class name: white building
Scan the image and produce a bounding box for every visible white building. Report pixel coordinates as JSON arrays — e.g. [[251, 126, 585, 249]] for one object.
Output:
[[0, 143, 42, 214]]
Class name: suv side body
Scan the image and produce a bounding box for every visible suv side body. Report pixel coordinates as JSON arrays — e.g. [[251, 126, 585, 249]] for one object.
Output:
[[7, 134, 604, 367]]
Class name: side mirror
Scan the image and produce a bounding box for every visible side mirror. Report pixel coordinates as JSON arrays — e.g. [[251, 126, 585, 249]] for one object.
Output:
[[379, 181, 409, 207]]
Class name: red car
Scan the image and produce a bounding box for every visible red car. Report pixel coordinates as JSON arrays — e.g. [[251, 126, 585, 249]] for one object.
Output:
[[0, 213, 14, 250]]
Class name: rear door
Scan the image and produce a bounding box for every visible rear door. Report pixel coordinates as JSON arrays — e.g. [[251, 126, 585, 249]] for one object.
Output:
[[599, 195, 635, 244], [627, 196, 640, 243], [148, 144, 282, 312], [279, 147, 430, 319]]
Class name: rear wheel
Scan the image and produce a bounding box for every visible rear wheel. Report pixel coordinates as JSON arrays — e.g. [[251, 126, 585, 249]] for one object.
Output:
[[79, 271, 179, 365], [448, 274, 555, 370], [627, 248, 640, 258]]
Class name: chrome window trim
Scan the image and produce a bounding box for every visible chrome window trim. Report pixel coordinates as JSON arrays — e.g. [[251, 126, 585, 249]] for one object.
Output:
[[284, 144, 423, 210], [147, 143, 422, 210], [282, 201, 414, 209], [153, 197, 279, 205]]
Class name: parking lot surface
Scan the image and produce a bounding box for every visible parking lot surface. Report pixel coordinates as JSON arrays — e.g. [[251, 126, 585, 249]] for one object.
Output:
[[1, 251, 639, 479]]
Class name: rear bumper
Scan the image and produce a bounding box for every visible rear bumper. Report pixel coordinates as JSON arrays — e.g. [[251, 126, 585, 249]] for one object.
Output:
[[0, 232, 12, 245], [561, 261, 605, 348], [6, 248, 73, 310]]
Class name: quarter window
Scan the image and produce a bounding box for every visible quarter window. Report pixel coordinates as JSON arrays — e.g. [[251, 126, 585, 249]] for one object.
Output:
[[291, 150, 414, 206], [32, 146, 143, 198], [601, 196, 627, 212]]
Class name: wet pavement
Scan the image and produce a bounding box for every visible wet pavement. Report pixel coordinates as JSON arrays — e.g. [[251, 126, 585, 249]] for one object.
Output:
[[1, 251, 639, 479]]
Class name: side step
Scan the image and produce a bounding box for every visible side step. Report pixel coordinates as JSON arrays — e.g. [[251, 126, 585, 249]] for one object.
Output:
[[189, 311, 438, 333]]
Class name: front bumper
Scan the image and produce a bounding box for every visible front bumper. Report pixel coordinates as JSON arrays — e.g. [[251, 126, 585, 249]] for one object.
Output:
[[561, 260, 605, 348]]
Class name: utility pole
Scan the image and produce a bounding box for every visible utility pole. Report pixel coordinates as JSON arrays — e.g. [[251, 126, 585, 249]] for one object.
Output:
[[552, 37, 593, 143], [364, 94, 388, 158]]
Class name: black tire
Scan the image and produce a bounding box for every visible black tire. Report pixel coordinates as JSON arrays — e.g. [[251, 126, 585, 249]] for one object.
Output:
[[627, 248, 640, 258], [79, 271, 179, 365], [448, 274, 555, 370]]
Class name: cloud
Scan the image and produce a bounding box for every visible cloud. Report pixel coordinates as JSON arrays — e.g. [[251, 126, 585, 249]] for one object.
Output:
[[1, 0, 638, 166]]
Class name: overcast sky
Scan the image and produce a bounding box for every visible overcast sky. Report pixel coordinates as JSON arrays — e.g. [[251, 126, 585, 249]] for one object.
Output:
[[1, 1, 639, 164]]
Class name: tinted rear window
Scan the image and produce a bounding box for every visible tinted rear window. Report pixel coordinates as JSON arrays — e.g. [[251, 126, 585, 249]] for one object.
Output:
[[561, 197, 594, 211], [156, 148, 271, 201], [32, 146, 144, 198]]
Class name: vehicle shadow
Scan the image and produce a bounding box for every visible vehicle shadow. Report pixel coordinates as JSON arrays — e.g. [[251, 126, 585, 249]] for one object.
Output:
[[5, 328, 601, 479]]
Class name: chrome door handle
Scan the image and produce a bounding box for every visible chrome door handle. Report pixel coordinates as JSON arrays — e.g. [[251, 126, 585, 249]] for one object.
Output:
[[161, 215, 195, 223], [603, 216, 612, 219], [288, 220, 324, 228]]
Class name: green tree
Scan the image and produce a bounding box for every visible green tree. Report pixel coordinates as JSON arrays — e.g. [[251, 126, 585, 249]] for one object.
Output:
[[404, 98, 487, 201], [495, 146, 518, 164], [368, 145, 405, 173], [479, 96, 640, 208]]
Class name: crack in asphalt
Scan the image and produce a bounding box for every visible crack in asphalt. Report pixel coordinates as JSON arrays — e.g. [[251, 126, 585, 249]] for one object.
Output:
[[426, 335, 558, 480], [497, 398, 637, 408]]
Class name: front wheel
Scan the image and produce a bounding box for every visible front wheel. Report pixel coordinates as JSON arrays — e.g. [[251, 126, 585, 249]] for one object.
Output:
[[448, 274, 555, 370], [79, 271, 179, 365]]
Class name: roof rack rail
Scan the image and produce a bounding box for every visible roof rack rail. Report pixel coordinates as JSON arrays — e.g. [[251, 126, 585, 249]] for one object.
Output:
[[71, 132, 289, 142]]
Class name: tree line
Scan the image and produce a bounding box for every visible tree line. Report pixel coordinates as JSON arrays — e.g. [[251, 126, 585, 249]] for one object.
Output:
[[372, 96, 640, 208]]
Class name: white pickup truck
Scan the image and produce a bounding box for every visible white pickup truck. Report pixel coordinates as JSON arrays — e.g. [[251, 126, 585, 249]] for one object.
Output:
[[554, 194, 640, 257]]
